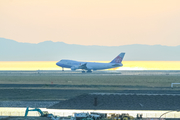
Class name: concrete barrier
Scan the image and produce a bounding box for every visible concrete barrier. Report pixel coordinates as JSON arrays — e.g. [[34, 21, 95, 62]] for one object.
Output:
[[171, 83, 180, 88]]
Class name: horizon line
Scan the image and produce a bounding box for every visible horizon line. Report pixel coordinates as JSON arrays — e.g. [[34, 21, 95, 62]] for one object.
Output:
[[1, 37, 180, 47]]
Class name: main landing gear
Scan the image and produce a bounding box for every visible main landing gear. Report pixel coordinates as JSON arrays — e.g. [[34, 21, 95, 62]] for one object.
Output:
[[81, 70, 92, 73], [62, 67, 64, 71]]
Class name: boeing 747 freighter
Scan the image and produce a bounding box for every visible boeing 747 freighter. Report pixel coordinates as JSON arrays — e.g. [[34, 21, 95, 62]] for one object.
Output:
[[56, 52, 125, 73]]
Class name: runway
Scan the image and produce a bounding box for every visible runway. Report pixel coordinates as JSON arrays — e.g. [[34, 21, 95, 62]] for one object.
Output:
[[0, 70, 180, 76]]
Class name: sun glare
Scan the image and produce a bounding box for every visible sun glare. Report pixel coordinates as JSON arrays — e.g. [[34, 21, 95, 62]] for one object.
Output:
[[0, 61, 179, 70]]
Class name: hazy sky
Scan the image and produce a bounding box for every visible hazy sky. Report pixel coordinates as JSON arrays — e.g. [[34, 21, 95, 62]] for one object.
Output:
[[0, 0, 180, 46]]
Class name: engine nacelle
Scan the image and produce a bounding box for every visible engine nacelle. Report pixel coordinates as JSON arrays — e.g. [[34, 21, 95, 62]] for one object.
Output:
[[71, 66, 79, 71]]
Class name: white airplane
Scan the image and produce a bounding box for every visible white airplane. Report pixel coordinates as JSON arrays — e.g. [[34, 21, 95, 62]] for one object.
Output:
[[56, 52, 125, 73]]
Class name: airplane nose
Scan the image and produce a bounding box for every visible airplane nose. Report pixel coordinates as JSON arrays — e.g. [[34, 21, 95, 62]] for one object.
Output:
[[56, 62, 59, 66]]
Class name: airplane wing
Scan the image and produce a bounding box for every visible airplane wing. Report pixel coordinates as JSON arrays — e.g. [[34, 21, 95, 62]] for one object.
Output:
[[79, 63, 88, 69]]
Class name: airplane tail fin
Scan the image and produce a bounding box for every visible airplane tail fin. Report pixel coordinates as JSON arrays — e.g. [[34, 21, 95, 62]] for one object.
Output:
[[110, 53, 125, 63]]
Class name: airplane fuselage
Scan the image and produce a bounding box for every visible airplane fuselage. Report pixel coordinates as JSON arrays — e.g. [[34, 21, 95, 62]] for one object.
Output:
[[56, 52, 125, 72], [56, 59, 123, 71]]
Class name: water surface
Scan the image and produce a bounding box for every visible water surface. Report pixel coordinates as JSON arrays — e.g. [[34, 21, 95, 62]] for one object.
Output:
[[0, 61, 179, 70]]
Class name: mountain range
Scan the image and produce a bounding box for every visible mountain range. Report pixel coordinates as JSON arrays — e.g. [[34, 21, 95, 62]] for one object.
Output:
[[0, 38, 180, 61]]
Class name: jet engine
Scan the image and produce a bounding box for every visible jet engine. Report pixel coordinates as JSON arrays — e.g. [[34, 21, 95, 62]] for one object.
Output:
[[71, 66, 79, 71]]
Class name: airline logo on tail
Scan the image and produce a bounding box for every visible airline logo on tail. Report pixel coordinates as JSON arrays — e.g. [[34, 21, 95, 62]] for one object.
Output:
[[110, 53, 125, 63], [115, 56, 122, 63]]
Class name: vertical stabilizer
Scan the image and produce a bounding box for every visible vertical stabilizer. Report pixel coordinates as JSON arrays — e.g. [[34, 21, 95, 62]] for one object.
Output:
[[110, 53, 125, 63]]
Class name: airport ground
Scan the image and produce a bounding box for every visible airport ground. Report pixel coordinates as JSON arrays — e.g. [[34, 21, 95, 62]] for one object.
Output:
[[0, 70, 180, 102], [0, 70, 180, 119]]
